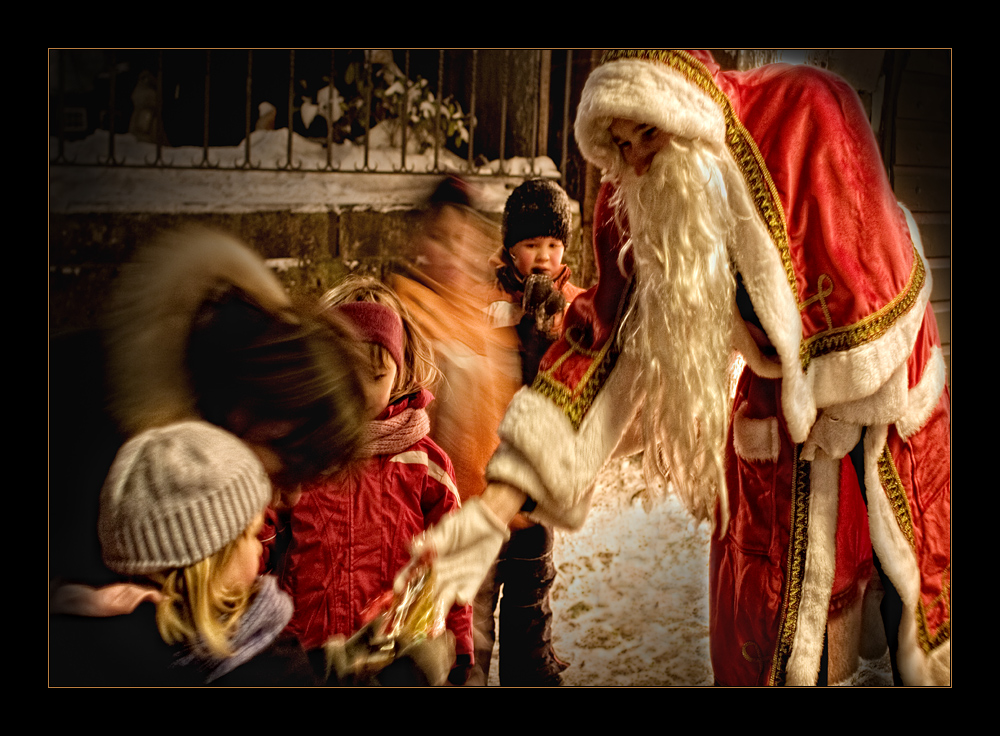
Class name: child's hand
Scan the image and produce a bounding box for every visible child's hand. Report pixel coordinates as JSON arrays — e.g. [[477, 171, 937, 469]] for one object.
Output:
[[395, 497, 509, 613]]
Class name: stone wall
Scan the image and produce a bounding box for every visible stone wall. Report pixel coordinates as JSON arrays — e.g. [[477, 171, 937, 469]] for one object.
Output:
[[49, 192, 586, 335]]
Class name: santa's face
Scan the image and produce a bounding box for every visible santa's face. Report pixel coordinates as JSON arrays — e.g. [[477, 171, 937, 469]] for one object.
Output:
[[610, 118, 672, 177]]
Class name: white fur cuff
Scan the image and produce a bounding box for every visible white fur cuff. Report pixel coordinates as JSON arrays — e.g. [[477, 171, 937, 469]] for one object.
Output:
[[732, 402, 780, 462]]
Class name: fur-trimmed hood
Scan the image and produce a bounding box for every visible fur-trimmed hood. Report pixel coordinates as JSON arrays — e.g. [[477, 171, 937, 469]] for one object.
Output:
[[573, 50, 933, 444]]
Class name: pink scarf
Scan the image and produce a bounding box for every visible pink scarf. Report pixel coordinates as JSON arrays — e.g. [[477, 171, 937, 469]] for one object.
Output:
[[360, 390, 432, 456]]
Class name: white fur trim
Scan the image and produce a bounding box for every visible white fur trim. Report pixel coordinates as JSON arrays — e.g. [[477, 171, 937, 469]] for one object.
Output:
[[785, 451, 841, 685], [730, 190, 933, 445], [574, 58, 726, 172], [723, 168, 811, 441], [390, 451, 460, 503], [829, 650, 894, 687], [900, 202, 926, 260], [897, 346, 947, 441], [486, 345, 644, 531], [821, 362, 908, 428], [926, 640, 952, 686], [863, 426, 950, 685], [732, 402, 779, 462], [808, 273, 930, 412]]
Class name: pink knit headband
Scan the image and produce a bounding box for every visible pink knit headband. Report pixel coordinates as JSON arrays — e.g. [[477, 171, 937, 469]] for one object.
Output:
[[333, 301, 405, 370]]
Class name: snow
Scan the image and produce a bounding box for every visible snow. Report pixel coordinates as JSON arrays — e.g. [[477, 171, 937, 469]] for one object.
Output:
[[49, 129, 560, 215], [488, 454, 714, 687]]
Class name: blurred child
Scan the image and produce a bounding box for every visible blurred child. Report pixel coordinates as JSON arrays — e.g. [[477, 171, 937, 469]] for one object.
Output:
[[475, 178, 584, 686], [279, 275, 474, 683], [53, 421, 324, 686], [389, 176, 520, 511]]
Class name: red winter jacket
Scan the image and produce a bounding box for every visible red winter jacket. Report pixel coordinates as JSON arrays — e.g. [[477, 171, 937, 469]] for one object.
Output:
[[279, 396, 473, 657]]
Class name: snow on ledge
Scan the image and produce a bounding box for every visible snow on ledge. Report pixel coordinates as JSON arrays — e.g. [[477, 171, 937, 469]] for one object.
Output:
[[50, 130, 562, 216]]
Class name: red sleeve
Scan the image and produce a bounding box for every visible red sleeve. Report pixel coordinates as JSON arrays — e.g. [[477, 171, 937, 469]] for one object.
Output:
[[533, 182, 633, 409], [550, 181, 631, 360]]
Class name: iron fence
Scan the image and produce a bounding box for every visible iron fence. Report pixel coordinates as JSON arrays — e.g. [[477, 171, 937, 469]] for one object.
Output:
[[49, 49, 577, 183]]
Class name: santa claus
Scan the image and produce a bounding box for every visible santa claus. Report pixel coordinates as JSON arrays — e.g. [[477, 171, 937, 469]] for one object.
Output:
[[400, 50, 950, 686]]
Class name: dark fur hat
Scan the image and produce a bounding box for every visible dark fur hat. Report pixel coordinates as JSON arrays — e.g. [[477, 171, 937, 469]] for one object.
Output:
[[501, 178, 572, 250]]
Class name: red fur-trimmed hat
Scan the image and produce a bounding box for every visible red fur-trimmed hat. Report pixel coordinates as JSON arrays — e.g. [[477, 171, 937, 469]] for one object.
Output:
[[333, 301, 404, 370]]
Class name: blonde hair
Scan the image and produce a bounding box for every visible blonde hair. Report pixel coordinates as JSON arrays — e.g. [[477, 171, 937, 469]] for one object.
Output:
[[148, 519, 261, 658], [319, 275, 440, 403]]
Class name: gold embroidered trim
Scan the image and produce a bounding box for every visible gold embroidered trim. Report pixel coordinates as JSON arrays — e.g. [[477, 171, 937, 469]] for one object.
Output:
[[602, 50, 799, 308], [770, 447, 810, 686], [917, 565, 951, 652], [876, 444, 915, 548], [799, 245, 926, 370], [879, 443, 951, 652], [532, 329, 620, 431], [741, 641, 765, 686], [532, 277, 634, 430]]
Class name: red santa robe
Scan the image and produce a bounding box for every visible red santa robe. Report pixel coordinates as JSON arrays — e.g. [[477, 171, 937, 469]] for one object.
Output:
[[485, 50, 950, 686]]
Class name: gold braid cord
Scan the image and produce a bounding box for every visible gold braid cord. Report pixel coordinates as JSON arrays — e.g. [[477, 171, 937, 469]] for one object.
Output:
[[769, 447, 810, 686], [877, 444, 951, 652], [799, 246, 925, 370]]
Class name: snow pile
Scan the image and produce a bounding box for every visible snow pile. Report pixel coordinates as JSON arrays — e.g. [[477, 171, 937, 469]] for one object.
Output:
[[550, 455, 713, 686], [50, 129, 559, 215], [485, 453, 713, 687], [50, 128, 559, 179]]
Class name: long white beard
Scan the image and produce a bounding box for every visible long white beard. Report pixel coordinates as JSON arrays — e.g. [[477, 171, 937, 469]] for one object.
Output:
[[615, 140, 737, 533]]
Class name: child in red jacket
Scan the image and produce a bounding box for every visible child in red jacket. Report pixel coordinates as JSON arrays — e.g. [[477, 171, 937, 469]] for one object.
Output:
[[279, 275, 474, 683]]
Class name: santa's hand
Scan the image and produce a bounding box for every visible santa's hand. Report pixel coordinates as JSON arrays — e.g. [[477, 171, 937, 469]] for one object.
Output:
[[395, 497, 510, 612]]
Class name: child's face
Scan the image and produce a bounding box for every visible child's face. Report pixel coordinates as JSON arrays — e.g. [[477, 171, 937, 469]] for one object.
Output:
[[510, 236, 565, 280], [218, 512, 265, 594], [361, 349, 398, 420]]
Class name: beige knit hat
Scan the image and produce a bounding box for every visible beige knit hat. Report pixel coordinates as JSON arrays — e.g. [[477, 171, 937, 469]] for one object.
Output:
[[98, 421, 272, 575]]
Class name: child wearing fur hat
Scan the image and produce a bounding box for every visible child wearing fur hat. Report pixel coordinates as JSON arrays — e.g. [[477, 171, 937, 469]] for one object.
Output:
[[51, 421, 326, 686], [472, 178, 582, 686], [277, 275, 474, 684], [490, 178, 585, 385]]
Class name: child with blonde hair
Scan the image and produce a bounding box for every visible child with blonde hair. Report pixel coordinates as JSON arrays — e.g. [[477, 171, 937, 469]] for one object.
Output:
[[55, 421, 324, 686], [279, 275, 474, 683]]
